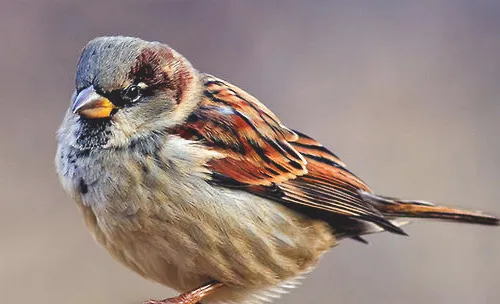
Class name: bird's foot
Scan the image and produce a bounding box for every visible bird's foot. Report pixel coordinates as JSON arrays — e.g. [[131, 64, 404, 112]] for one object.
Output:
[[143, 280, 223, 304], [142, 297, 199, 304]]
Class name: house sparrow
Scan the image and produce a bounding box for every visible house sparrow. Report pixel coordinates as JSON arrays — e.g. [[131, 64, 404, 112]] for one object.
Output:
[[56, 36, 499, 304]]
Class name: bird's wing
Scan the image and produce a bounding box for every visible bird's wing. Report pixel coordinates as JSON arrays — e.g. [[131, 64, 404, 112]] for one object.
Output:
[[173, 75, 404, 234]]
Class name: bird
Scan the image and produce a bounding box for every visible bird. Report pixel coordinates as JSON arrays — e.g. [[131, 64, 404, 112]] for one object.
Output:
[[56, 36, 499, 304]]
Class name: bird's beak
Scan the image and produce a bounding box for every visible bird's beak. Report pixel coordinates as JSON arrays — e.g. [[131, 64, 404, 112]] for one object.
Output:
[[72, 85, 117, 119]]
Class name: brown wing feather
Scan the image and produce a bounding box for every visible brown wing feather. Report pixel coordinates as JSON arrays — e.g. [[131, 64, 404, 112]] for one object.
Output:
[[284, 136, 404, 233], [173, 75, 405, 234], [175, 75, 307, 186]]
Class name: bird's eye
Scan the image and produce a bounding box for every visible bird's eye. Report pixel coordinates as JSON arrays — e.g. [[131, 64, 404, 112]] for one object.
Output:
[[124, 85, 142, 102]]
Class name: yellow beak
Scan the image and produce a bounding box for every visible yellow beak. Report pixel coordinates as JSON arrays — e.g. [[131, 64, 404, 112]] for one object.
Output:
[[72, 86, 116, 119]]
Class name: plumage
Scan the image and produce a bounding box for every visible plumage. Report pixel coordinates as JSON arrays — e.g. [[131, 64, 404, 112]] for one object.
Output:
[[56, 36, 499, 304]]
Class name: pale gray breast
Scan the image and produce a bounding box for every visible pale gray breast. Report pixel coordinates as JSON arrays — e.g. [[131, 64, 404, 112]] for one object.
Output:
[[56, 134, 335, 299]]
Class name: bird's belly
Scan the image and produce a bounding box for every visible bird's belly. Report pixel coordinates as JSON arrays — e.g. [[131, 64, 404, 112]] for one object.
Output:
[[80, 184, 335, 303], [59, 141, 335, 303]]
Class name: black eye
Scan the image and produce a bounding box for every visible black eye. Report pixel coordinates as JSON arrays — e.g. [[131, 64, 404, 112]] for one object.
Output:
[[123, 85, 142, 102]]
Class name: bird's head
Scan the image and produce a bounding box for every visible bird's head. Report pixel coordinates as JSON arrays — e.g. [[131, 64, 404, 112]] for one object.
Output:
[[59, 36, 201, 150]]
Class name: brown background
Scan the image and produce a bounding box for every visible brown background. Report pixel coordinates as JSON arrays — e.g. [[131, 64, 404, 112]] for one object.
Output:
[[1, 1, 499, 304]]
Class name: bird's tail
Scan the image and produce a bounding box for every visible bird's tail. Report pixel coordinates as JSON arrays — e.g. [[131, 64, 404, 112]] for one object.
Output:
[[360, 191, 499, 226]]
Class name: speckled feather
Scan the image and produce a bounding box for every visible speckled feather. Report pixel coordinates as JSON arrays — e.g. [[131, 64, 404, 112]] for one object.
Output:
[[173, 75, 407, 235], [56, 36, 499, 304]]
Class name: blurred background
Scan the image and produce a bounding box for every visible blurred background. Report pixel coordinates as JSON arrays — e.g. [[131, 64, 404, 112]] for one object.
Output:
[[1, 1, 499, 304]]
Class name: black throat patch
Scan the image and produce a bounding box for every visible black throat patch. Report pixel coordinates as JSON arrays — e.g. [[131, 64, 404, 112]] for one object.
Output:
[[75, 117, 113, 150]]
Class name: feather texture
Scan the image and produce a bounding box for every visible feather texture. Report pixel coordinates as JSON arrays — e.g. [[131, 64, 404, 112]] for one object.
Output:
[[173, 75, 406, 235]]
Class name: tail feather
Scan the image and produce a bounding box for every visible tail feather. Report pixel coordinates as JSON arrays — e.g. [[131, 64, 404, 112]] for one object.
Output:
[[360, 191, 499, 226]]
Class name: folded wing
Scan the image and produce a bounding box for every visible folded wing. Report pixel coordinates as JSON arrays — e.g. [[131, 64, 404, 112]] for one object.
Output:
[[173, 75, 406, 236]]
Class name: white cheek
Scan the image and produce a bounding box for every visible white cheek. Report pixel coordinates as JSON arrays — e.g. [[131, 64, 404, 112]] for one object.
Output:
[[111, 112, 136, 136], [102, 112, 139, 148]]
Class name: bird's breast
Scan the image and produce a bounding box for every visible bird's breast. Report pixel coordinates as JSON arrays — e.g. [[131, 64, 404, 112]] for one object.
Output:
[[56, 135, 335, 302]]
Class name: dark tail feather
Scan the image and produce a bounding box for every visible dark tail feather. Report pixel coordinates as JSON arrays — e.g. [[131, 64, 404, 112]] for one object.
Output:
[[382, 202, 500, 225], [360, 191, 499, 226]]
